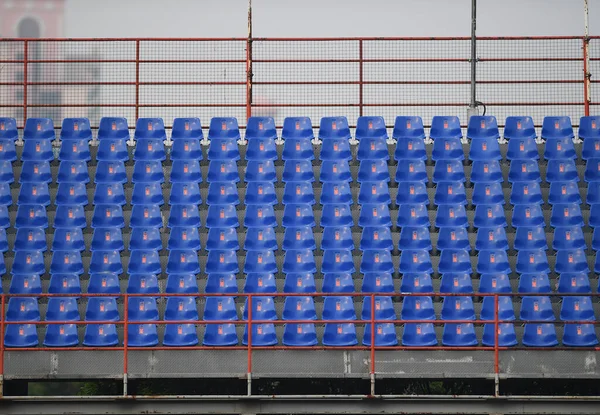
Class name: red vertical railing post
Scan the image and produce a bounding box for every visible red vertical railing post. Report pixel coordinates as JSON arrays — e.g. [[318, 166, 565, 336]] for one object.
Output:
[[370, 293, 375, 396], [23, 40, 28, 128], [583, 36, 591, 116], [135, 40, 140, 121], [123, 293, 129, 396], [0, 294, 5, 398], [358, 39, 364, 117], [246, 39, 253, 123], [494, 294, 499, 397], [247, 294, 253, 396]]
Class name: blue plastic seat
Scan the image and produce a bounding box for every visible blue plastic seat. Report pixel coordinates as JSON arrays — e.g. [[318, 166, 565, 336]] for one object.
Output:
[[6, 297, 40, 322], [512, 204, 545, 228], [59, 139, 91, 162], [400, 273, 433, 293], [479, 273, 511, 293], [320, 160, 351, 182], [168, 226, 200, 251], [22, 139, 54, 162], [482, 323, 518, 347], [442, 323, 478, 346], [323, 296, 356, 320], [245, 117, 278, 160], [510, 181, 542, 205], [593, 227, 600, 249], [432, 137, 464, 161], [560, 296, 595, 321], [439, 273, 473, 293], [203, 296, 238, 320], [170, 160, 202, 183], [206, 205, 238, 228], [520, 296, 555, 321], [11, 251, 46, 274], [283, 273, 316, 293], [393, 116, 427, 160], [166, 274, 200, 295], [320, 137, 352, 161], [541, 115, 574, 139], [322, 273, 355, 293], [522, 323, 559, 347], [171, 117, 203, 140], [0, 139, 16, 162], [134, 135, 166, 161], [85, 297, 119, 321], [581, 117, 600, 159], [203, 313, 238, 346], [0, 228, 8, 253], [516, 250, 550, 274], [93, 183, 126, 206], [128, 297, 159, 322], [169, 204, 201, 228], [514, 227, 547, 250], [430, 115, 462, 139], [357, 137, 389, 161], [396, 182, 428, 205], [360, 250, 394, 273], [243, 273, 276, 294], [0, 205, 9, 228], [169, 183, 201, 205], [4, 304, 39, 347], [322, 322, 358, 346], [283, 226, 316, 250], [283, 249, 316, 273], [91, 205, 125, 229], [438, 249, 472, 274], [507, 138, 539, 161], [282, 181, 315, 205], [244, 205, 277, 228], [132, 161, 165, 183], [557, 273, 591, 294], [43, 297, 80, 347], [434, 182, 466, 205], [95, 161, 127, 184], [395, 160, 427, 182], [128, 250, 162, 275], [9, 274, 42, 296], [553, 226, 585, 250], [401, 296, 435, 320], [89, 250, 123, 274], [83, 303, 119, 347], [127, 323, 159, 347], [433, 160, 465, 183], [504, 116, 536, 140], [475, 226, 508, 250], [318, 116, 351, 141], [56, 183, 89, 206], [18, 183, 50, 206], [164, 296, 199, 321], [282, 323, 318, 347], [362, 322, 398, 347], [282, 296, 317, 320], [206, 250, 239, 274], [402, 323, 437, 346], [127, 274, 160, 295], [435, 204, 468, 228], [399, 249, 433, 274], [242, 320, 278, 347], [0, 117, 18, 139], [208, 160, 240, 183], [55, 205, 87, 229], [587, 181, 600, 205], [358, 181, 390, 204], [0, 161, 14, 183], [321, 250, 355, 273], [361, 226, 393, 250], [590, 204, 600, 227], [166, 250, 200, 274], [60, 118, 91, 141], [245, 160, 276, 183], [87, 273, 120, 296], [132, 182, 164, 206], [358, 160, 390, 182], [467, 116, 500, 140], [556, 249, 590, 273], [437, 227, 470, 250], [355, 116, 387, 140], [164, 323, 199, 347], [361, 273, 394, 293], [549, 181, 581, 205], [282, 135, 314, 161], [473, 183, 505, 205], [24, 118, 55, 140], [320, 204, 353, 228], [204, 273, 237, 294], [551, 204, 584, 228], [97, 137, 129, 162], [440, 296, 475, 321], [544, 137, 576, 160], [245, 182, 277, 205], [547, 159, 579, 183], [562, 324, 599, 347], [322, 226, 354, 250], [20, 161, 52, 183], [283, 160, 314, 183], [358, 203, 392, 227], [584, 158, 600, 182], [207, 118, 241, 161], [518, 273, 551, 294], [321, 182, 353, 205], [477, 250, 511, 274], [171, 135, 202, 161], [15, 205, 48, 229], [52, 228, 85, 252], [469, 137, 501, 161], [508, 160, 541, 183]]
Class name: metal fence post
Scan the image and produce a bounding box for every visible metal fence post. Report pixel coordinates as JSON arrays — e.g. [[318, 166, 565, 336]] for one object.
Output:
[[247, 294, 253, 397], [359, 40, 364, 117], [135, 40, 140, 121], [23, 40, 28, 127], [123, 293, 129, 396], [246, 1, 253, 123], [0, 294, 5, 398], [370, 293, 375, 396], [584, 0, 591, 116], [494, 294, 499, 397]]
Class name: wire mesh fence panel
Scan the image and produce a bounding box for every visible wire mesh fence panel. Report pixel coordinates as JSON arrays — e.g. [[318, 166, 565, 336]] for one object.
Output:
[[589, 37, 600, 117]]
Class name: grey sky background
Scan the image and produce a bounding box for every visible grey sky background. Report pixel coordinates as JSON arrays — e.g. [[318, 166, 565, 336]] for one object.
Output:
[[64, 0, 600, 38]]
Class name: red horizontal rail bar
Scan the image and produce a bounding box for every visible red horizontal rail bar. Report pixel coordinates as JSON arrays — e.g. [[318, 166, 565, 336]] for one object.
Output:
[[0, 81, 246, 86], [478, 57, 583, 62], [0, 36, 584, 41]]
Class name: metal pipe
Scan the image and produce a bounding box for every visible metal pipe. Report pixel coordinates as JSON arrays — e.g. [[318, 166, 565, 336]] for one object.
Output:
[[23, 40, 28, 127], [470, 0, 477, 109], [584, 0, 591, 116], [135, 40, 140, 121], [247, 294, 253, 397], [246, 0, 253, 122]]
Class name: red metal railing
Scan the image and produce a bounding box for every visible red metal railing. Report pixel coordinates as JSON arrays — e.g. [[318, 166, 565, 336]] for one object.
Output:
[[0, 36, 596, 131], [1, 291, 599, 397]]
